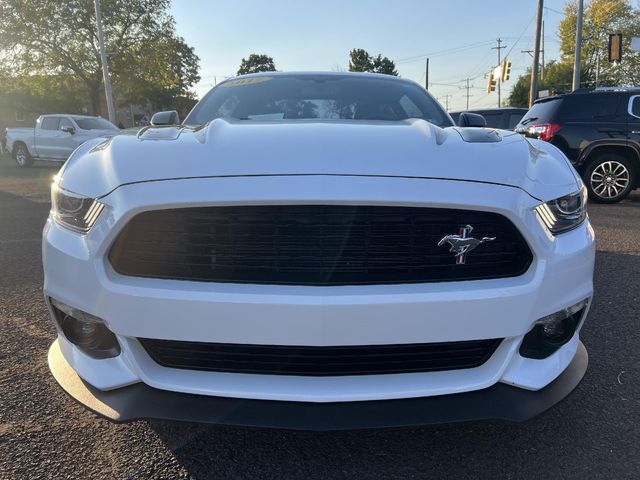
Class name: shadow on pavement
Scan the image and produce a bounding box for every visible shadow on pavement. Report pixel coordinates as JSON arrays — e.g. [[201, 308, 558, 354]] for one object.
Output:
[[0, 191, 50, 292]]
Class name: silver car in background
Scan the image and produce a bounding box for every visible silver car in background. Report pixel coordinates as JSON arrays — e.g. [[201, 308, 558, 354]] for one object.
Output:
[[5, 114, 119, 167]]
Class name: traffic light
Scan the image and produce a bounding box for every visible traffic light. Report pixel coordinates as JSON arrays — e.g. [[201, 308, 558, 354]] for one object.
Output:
[[609, 33, 622, 62], [501, 59, 512, 82], [486, 71, 496, 93]]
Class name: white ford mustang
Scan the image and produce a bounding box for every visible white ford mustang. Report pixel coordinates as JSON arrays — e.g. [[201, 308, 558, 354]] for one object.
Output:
[[44, 72, 594, 429]]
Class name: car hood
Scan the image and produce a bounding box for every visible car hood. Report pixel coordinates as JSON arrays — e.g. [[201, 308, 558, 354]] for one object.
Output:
[[75, 128, 120, 138], [59, 118, 580, 201]]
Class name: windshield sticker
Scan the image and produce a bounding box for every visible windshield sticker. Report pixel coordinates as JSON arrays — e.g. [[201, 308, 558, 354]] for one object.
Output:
[[220, 77, 272, 87]]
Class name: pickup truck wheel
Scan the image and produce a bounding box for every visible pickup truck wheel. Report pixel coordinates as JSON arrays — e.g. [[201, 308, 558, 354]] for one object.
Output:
[[584, 153, 635, 203], [13, 143, 33, 168]]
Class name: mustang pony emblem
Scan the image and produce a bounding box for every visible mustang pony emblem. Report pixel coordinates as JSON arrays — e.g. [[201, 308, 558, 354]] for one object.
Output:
[[437, 225, 496, 264]]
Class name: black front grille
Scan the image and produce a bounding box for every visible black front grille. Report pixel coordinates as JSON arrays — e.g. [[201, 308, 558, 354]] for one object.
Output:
[[138, 338, 503, 376], [109, 205, 532, 286]]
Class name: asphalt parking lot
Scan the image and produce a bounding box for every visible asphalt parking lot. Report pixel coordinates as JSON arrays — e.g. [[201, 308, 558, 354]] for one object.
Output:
[[0, 155, 638, 480]]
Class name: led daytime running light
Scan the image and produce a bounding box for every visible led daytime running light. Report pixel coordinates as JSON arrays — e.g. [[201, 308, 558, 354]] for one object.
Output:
[[535, 188, 587, 235]]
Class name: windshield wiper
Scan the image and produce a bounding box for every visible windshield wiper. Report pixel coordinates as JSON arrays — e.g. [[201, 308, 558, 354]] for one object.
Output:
[[519, 116, 539, 126]]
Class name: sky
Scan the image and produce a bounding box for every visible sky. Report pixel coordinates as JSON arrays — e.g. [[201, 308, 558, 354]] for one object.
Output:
[[170, 0, 570, 111]]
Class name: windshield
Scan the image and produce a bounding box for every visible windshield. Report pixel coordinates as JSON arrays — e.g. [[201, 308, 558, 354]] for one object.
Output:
[[73, 117, 118, 131], [185, 74, 453, 127], [515, 98, 562, 129]]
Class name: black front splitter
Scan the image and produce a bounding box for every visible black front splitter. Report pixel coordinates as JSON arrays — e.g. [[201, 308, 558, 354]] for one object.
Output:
[[49, 341, 588, 431]]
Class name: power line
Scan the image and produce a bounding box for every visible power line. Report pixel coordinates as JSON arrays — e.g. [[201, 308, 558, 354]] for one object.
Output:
[[447, 12, 535, 108], [199, 74, 233, 80], [544, 5, 564, 15], [503, 13, 536, 59], [430, 81, 466, 87], [463, 50, 496, 81], [467, 93, 492, 109], [395, 40, 495, 64]]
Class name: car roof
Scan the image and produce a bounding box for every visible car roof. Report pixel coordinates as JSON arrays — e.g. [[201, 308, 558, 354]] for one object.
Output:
[[450, 107, 527, 115], [533, 87, 640, 104], [573, 86, 640, 94]]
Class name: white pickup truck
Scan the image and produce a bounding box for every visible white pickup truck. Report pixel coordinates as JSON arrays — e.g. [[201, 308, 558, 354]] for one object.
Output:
[[5, 114, 119, 167]]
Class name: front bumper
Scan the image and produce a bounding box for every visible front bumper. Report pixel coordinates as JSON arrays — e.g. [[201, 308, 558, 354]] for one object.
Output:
[[43, 175, 595, 413], [49, 339, 588, 430]]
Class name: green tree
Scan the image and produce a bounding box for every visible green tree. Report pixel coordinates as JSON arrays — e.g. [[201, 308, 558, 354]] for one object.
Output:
[[0, 74, 87, 116], [558, 0, 640, 87], [508, 61, 574, 107], [372, 55, 399, 76], [348, 49, 398, 76], [0, 0, 200, 115], [237, 54, 276, 75], [110, 34, 200, 111], [508, 0, 640, 106], [348, 48, 373, 72]]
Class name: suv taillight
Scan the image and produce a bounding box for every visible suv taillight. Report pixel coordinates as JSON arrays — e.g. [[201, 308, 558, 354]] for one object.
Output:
[[529, 123, 562, 142]]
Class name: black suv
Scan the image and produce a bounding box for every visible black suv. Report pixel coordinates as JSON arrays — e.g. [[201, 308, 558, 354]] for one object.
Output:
[[450, 107, 527, 130], [516, 88, 640, 203]]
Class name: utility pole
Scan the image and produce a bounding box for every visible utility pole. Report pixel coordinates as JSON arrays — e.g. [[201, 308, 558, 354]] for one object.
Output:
[[464, 77, 473, 110], [425, 58, 429, 90], [572, 0, 584, 90], [441, 95, 451, 111], [541, 20, 545, 81], [529, 0, 544, 107], [492, 38, 506, 107], [94, 0, 116, 123]]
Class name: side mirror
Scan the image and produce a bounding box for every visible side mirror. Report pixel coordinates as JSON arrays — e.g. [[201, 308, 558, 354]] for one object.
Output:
[[458, 112, 486, 128], [150, 110, 180, 126], [61, 126, 76, 135]]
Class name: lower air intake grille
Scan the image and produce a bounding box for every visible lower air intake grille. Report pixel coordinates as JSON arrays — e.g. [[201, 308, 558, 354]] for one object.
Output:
[[138, 338, 503, 376], [108, 205, 532, 286]]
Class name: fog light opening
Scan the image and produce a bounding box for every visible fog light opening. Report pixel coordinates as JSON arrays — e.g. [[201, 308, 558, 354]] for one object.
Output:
[[520, 299, 589, 360], [49, 298, 121, 359], [541, 319, 568, 340]]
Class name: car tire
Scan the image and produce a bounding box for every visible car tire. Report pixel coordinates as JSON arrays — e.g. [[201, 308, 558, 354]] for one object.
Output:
[[584, 152, 635, 203], [13, 143, 34, 168]]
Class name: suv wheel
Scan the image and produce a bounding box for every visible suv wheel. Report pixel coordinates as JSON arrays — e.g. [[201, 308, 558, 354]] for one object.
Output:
[[13, 143, 34, 168], [585, 153, 635, 203]]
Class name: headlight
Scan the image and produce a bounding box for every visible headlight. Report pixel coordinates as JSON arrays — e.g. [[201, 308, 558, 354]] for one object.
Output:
[[51, 184, 105, 233], [535, 187, 587, 235]]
